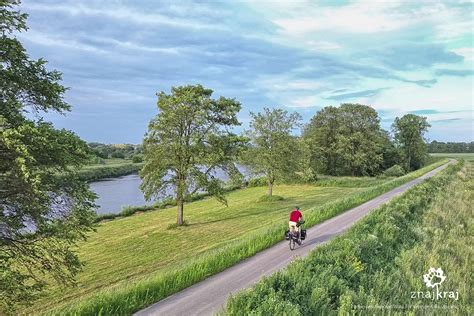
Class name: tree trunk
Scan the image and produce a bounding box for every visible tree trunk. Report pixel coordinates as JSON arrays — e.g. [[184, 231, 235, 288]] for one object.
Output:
[[177, 197, 184, 226], [268, 181, 273, 197]]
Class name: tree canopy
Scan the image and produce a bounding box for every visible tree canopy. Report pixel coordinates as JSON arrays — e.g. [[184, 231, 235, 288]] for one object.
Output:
[[392, 114, 430, 170], [244, 108, 302, 196], [140, 84, 245, 226], [304, 103, 388, 176], [0, 1, 95, 311]]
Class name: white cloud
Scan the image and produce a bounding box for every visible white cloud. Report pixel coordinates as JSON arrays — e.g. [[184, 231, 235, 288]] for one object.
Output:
[[272, 1, 415, 35], [452, 48, 474, 61], [22, 1, 225, 30], [19, 30, 107, 54], [287, 95, 319, 108]]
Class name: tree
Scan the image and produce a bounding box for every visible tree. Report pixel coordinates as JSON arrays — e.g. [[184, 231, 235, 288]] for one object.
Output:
[[304, 104, 387, 176], [336, 103, 384, 176], [140, 85, 245, 226], [0, 1, 95, 311], [245, 108, 302, 196], [392, 114, 431, 170], [303, 106, 340, 175]]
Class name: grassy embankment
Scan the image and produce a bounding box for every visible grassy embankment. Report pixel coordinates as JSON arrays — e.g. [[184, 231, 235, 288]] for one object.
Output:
[[23, 159, 448, 315], [225, 159, 471, 315], [77, 158, 142, 182]]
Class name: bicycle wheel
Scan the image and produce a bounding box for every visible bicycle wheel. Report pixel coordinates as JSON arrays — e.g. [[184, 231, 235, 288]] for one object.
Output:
[[289, 236, 296, 250]]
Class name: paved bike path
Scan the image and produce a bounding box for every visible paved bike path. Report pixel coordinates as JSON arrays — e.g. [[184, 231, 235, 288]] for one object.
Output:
[[136, 161, 453, 316]]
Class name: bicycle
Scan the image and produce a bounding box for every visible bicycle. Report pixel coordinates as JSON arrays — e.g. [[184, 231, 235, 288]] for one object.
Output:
[[288, 220, 305, 250]]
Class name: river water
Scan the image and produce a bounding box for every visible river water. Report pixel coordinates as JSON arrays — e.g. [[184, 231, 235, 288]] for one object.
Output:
[[89, 174, 151, 215], [90, 167, 251, 215]]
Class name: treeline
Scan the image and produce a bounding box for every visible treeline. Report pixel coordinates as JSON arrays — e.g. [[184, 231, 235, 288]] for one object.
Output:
[[89, 142, 143, 161], [244, 104, 430, 188], [428, 140, 474, 153]]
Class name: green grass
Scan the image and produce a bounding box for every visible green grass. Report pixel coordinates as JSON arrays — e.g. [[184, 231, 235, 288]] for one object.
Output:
[[22, 159, 449, 315], [77, 159, 143, 182], [430, 152, 474, 159], [225, 160, 468, 315], [26, 185, 361, 314]]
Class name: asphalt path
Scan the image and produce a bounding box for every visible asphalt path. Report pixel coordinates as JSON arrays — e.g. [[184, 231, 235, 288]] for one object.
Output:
[[136, 160, 453, 316]]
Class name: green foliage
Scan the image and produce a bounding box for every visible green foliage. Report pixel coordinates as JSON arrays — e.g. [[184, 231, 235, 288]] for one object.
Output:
[[382, 164, 405, 177], [225, 160, 462, 315], [392, 114, 430, 171], [304, 104, 391, 177], [0, 2, 95, 311], [40, 161, 447, 315], [244, 108, 302, 196], [132, 154, 144, 163], [428, 140, 474, 153], [247, 176, 268, 187], [141, 84, 246, 226], [88, 142, 142, 159]]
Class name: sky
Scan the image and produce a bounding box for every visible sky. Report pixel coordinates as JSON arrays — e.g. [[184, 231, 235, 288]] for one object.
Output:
[[18, 0, 474, 143]]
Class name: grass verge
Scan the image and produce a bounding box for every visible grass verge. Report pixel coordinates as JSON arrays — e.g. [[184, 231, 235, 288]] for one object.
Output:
[[41, 159, 450, 315], [225, 160, 469, 315]]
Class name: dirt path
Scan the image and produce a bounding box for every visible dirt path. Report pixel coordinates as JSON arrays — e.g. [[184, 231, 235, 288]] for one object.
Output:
[[135, 161, 453, 316]]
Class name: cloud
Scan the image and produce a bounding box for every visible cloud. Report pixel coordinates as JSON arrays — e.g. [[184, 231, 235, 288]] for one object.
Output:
[[435, 69, 474, 77], [326, 88, 388, 100], [272, 1, 416, 35], [17, 0, 473, 142]]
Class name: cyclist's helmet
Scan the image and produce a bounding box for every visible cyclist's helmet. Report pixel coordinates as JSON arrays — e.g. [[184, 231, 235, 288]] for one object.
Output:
[[295, 206, 300, 210]]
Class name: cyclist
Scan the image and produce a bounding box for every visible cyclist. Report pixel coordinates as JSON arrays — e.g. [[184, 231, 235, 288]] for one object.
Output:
[[289, 206, 303, 242]]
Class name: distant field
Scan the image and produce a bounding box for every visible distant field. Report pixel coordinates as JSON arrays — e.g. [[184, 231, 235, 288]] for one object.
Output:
[[430, 152, 474, 160], [24, 184, 362, 314]]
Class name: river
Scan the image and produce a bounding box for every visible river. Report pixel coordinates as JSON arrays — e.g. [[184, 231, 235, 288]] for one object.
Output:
[[90, 167, 251, 215]]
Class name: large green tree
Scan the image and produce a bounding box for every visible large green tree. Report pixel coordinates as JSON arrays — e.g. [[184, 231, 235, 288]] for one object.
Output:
[[392, 114, 430, 170], [140, 85, 245, 226], [303, 106, 340, 175], [245, 108, 302, 196], [304, 103, 388, 176], [0, 1, 96, 311]]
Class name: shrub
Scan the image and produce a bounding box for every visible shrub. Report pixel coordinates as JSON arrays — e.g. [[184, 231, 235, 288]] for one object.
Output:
[[383, 164, 405, 177], [248, 176, 267, 187], [132, 155, 144, 163]]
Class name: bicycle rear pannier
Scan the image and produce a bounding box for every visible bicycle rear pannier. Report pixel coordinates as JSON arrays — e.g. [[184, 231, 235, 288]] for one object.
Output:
[[284, 230, 290, 240]]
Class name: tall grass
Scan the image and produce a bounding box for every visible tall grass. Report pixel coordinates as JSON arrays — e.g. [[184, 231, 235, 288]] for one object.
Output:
[[47, 159, 450, 315], [225, 160, 466, 315]]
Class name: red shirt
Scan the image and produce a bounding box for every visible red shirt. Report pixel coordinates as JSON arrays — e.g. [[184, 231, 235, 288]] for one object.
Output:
[[289, 210, 302, 222]]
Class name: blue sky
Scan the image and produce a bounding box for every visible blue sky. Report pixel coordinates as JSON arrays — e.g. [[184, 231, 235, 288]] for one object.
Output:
[[19, 0, 473, 143]]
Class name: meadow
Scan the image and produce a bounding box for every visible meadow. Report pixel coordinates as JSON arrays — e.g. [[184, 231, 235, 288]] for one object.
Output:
[[225, 158, 471, 315], [17, 159, 448, 315]]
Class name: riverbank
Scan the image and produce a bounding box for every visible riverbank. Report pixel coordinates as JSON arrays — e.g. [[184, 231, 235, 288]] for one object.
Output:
[[77, 159, 143, 182]]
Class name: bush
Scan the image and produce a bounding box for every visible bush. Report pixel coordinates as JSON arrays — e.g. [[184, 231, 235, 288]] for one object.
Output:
[[383, 164, 405, 177], [132, 155, 144, 163], [248, 177, 267, 187]]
